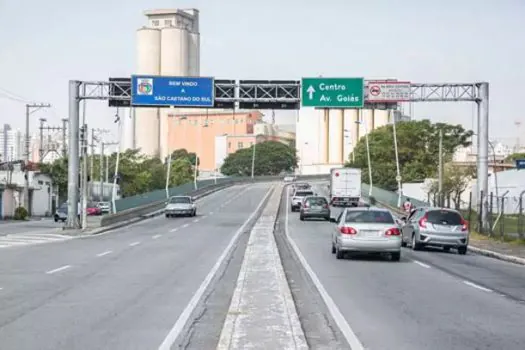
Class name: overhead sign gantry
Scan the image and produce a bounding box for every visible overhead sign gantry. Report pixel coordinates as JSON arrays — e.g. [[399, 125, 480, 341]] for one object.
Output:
[[66, 77, 490, 232]]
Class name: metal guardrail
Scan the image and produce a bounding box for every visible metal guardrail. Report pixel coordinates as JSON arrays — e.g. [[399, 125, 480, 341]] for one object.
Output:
[[102, 174, 330, 228]]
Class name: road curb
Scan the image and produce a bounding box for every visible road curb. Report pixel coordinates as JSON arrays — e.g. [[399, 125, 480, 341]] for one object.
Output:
[[374, 199, 525, 266], [467, 245, 525, 265]]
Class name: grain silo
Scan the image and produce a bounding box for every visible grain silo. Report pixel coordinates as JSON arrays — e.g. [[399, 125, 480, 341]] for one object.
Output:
[[328, 109, 344, 165], [374, 109, 390, 129], [135, 27, 161, 156], [135, 9, 200, 158]]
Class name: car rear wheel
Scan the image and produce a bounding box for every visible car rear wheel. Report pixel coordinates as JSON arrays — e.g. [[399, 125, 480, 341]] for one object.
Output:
[[335, 246, 344, 259], [457, 246, 467, 255], [391, 252, 401, 261], [193, 210, 197, 217], [411, 234, 422, 251], [54, 216, 59, 222], [331, 243, 336, 254], [299, 215, 305, 221]]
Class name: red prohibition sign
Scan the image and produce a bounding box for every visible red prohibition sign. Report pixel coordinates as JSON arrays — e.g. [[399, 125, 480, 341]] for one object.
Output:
[[370, 85, 381, 96]]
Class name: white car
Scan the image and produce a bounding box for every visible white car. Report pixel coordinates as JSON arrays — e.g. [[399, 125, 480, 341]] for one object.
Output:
[[331, 207, 402, 261], [165, 196, 197, 217], [284, 176, 296, 182]]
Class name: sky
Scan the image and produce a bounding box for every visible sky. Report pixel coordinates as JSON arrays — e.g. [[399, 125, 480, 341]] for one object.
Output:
[[0, 0, 524, 148]]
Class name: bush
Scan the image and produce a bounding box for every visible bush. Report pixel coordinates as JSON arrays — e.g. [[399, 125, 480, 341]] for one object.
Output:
[[14, 206, 28, 220]]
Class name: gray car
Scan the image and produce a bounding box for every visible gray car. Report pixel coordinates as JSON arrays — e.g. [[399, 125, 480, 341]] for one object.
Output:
[[299, 196, 330, 221], [400, 207, 469, 254], [331, 207, 402, 261], [165, 196, 197, 217]]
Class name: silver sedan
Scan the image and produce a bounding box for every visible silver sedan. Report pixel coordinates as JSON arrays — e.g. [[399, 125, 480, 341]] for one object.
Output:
[[331, 207, 402, 261]]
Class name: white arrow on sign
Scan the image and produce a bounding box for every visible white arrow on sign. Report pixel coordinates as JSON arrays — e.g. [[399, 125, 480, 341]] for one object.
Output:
[[306, 85, 316, 100]]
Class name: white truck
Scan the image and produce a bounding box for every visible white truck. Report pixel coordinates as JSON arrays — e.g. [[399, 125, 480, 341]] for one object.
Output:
[[329, 167, 362, 207]]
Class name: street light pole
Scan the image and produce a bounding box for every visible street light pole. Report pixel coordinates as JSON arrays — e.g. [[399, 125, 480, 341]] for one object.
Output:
[[391, 110, 403, 207], [355, 119, 373, 197], [438, 129, 444, 207], [251, 136, 257, 179]]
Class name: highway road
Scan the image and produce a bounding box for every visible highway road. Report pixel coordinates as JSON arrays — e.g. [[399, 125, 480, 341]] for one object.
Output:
[[280, 183, 525, 350], [0, 183, 272, 350]]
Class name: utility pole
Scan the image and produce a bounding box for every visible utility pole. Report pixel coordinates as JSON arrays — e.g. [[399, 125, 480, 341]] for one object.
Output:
[[80, 124, 88, 229], [66, 81, 80, 229], [100, 141, 118, 201], [61, 118, 68, 158], [24, 102, 51, 212], [90, 128, 110, 201], [38, 118, 46, 162], [438, 129, 444, 207]]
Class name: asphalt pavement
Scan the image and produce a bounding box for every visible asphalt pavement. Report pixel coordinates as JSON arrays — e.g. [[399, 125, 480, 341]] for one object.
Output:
[[283, 183, 525, 350], [0, 218, 60, 235], [0, 183, 272, 350]]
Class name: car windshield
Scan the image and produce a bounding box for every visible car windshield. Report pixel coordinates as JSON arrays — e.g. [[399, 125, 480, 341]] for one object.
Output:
[[169, 197, 191, 204], [295, 191, 314, 197], [426, 210, 462, 225], [306, 197, 327, 206], [98, 202, 109, 206], [345, 210, 395, 224]]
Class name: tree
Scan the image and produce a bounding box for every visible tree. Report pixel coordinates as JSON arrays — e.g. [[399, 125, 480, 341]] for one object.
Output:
[[170, 148, 199, 166], [425, 164, 474, 208], [38, 158, 69, 201], [505, 152, 525, 162], [221, 141, 298, 176], [169, 158, 194, 186], [347, 120, 473, 191]]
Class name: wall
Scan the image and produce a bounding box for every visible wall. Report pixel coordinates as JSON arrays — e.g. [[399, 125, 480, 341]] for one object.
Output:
[[167, 111, 263, 171], [31, 174, 53, 216]]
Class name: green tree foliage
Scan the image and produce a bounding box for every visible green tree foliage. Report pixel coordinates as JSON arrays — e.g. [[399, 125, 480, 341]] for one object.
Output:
[[425, 164, 475, 208], [505, 152, 525, 162], [170, 148, 199, 166], [38, 148, 195, 200], [221, 141, 298, 176], [38, 158, 69, 200], [347, 120, 473, 191]]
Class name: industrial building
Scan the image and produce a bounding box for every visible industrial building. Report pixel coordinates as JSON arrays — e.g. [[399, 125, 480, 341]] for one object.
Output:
[[296, 108, 409, 174], [134, 9, 200, 159]]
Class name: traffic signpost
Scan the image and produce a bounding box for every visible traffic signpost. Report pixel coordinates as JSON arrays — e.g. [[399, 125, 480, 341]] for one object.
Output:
[[516, 159, 525, 170], [301, 77, 364, 108], [366, 80, 411, 102], [131, 75, 214, 107]]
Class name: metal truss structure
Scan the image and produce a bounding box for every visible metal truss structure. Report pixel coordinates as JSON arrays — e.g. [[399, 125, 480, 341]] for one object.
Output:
[[67, 78, 490, 232], [79, 79, 484, 105], [410, 83, 482, 102]]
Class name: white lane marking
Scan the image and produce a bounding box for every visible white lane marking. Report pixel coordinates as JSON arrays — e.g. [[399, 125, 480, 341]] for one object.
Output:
[[284, 189, 365, 350], [413, 260, 431, 269], [158, 185, 274, 350], [182, 224, 189, 228], [463, 281, 493, 293], [152, 234, 162, 239], [201, 215, 207, 219], [193, 219, 200, 223], [129, 241, 141, 247], [170, 228, 178, 232], [96, 250, 113, 257], [46, 265, 72, 275], [209, 211, 214, 215], [78, 186, 241, 238], [0, 287, 3, 290]]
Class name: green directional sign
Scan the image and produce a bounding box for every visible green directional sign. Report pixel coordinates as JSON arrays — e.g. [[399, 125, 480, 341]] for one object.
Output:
[[301, 77, 364, 108]]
